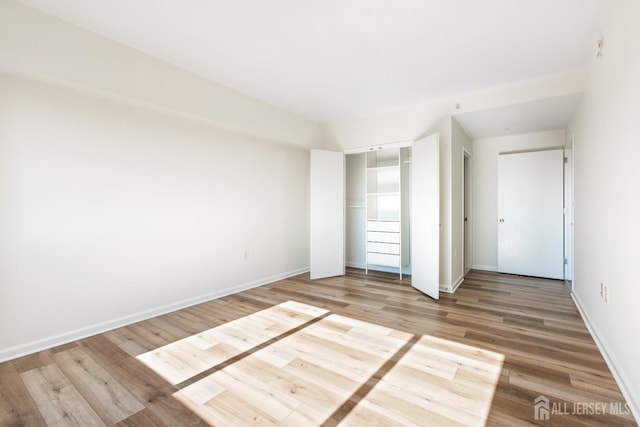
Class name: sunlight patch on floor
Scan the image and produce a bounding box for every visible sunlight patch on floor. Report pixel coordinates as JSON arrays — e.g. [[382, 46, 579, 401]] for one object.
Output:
[[137, 301, 504, 426], [136, 300, 327, 385], [341, 334, 505, 426]]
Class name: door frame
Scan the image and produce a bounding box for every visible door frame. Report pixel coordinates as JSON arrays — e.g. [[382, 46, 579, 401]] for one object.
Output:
[[564, 134, 575, 287], [462, 148, 473, 275]]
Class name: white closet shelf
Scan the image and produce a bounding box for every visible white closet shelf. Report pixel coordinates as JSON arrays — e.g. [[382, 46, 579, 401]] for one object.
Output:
[[367, 192, 400, 196], [366, 165, 399, 171], [365, 147, 405, 279]]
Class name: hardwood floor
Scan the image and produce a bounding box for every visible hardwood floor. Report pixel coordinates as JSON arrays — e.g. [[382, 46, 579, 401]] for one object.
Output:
[[0, 269, 636, 426]]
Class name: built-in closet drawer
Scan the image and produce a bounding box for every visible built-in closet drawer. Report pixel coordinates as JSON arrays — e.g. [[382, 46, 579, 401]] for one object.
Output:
[[366, 231, 400, 244], [367, 252, 400, 267], [367, 220, 400, 233], [367, 242, 400, 255]]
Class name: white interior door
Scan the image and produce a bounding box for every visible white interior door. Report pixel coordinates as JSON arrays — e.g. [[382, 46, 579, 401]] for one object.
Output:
[[310, 149, 345, 279], [411, 133, 440, 299], [498, 149, 564, 279]]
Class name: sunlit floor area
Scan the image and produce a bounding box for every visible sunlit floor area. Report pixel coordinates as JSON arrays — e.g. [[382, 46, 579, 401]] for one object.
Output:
[[0, 269, 636, 426], [138, 300, 503, 426]]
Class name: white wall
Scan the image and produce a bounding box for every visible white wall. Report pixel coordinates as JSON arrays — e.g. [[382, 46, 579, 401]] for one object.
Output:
[[568, 0, 640, 417], [0, 1, 320, 361], [471, 130, 565, 271], [0, 71, 310, 360]]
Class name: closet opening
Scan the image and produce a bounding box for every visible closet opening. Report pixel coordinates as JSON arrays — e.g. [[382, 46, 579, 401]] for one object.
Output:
[[310, 133, 439, 298], [346, 147, 412, 279]]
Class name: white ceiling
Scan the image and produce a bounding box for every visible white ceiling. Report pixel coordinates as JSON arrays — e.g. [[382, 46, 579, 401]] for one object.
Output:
[[19, 0, 610, 123], [454, 93, 584, 139]]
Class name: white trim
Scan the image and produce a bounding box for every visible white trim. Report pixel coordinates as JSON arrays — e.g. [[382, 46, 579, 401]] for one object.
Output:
[[564, 133, 575, 283], [571, 292, 639, 423], [472, 264, 498, 272], [343, 139, 414, 155], [348, 262, 412, 276], [441, 274, 465, 293], [345, 262, 366, 269], [0, 267, 309, 363], [564, 279, 573, 292], [498, 145, 566, 156]]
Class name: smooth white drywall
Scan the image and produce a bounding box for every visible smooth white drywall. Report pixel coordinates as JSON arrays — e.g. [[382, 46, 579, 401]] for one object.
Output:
[[568, 0, 640, 417], [0, 1, 322, 148], [0, 72, 310, 358], [450, 119, 473, 289], [471, 130, 565, 271]]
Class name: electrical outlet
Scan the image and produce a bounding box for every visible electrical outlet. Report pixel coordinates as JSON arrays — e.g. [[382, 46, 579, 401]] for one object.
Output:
[[599, 282, 609, 303], [600, 282, 604, 299], [243, 251, 249, 261]]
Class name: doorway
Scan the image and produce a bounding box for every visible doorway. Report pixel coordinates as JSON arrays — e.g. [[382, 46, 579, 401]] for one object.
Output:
[[463, 150, 472, 275]]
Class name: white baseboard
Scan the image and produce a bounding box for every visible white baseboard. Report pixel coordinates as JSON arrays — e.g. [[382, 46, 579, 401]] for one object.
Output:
[[0, 267, 309, 364], [345, 262, 366, 269], [571, 291, 639, 423], [440, 275, 464, 293], [346, 262, 412, 276], [472, 264, 498, 272], [442, 275, 465, 293]]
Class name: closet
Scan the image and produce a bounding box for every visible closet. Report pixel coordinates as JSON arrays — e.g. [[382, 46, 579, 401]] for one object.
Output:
[[310, 133, 440, 299], [346, 147, 411, 278]]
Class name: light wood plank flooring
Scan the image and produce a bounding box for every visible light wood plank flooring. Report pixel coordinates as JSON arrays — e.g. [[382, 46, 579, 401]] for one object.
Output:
[[0, 269, 636, 426]]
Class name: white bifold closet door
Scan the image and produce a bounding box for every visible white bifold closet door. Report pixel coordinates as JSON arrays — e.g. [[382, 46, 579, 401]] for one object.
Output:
[[410, 133, 440, 299], [309, 149, 345, 279], [309, 135, 440, 301], [498, 149, 564, 279]]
